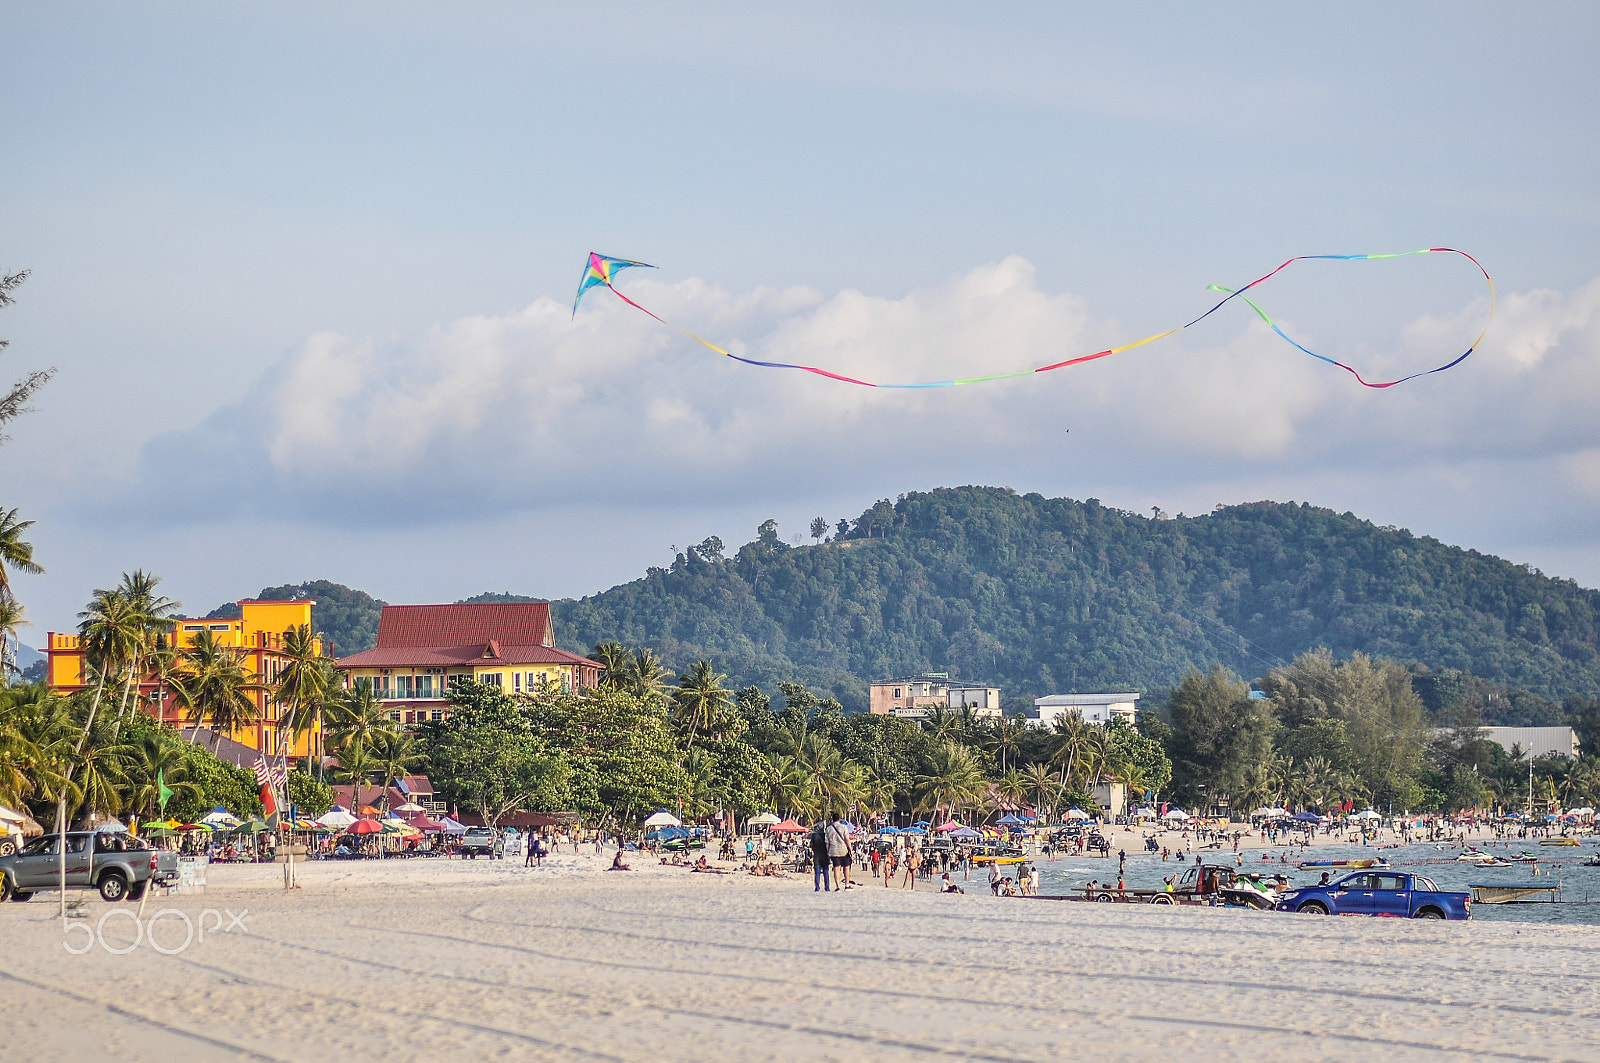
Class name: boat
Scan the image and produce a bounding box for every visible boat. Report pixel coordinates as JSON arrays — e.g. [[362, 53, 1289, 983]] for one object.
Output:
[[1508, 851, 1539, 863], [1296, 858, 1387, 870], [1540, 837, 1580, 847], [1580, 855, 1600, 868], [1469, 883, 1561, 904], [1456, 850, 1499, 864]]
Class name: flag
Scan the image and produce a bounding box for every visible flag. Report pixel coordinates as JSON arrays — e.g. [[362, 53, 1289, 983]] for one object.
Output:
[[157, 769, 174, 812], [254, 756, 283, 825]]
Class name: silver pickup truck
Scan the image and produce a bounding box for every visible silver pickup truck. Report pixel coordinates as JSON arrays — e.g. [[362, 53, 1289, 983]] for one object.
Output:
[[0, 831, 180, 902]]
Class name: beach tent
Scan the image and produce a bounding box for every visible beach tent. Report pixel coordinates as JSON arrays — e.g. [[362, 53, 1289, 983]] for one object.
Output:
[[439, 817, 468, 835], [1162, 809, 1190, 821], [1065, 808, 1091, 821], [405, 815, 446, 832], [935, 821, 963, 833], [994, 814, 1027, 827], [769, 819, 807, 834], [201, 806, 240, 827], [1133, 807, 1157, 819], [1292, 811, 1322, 822], [319, 808, 357, 829], [747, 812, 780, 826], [643, 809, 682, 828], [951, 826, 982, 839], [1350, 810, 1381, 821]]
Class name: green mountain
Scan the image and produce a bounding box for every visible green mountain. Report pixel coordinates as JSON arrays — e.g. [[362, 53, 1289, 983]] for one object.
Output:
[[552, 487, 1600, 714]]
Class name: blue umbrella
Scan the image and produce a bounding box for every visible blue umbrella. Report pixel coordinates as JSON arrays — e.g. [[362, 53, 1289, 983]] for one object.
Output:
[[878, 826, 901, 834], [994, 814, 1026, 827]]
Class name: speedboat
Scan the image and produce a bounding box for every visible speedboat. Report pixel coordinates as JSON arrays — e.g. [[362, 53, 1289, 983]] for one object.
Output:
[[1456, 849, 1497, 864]]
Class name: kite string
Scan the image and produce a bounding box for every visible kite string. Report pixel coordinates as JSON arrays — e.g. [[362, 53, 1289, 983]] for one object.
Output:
[[593, 248, 1493, 390]]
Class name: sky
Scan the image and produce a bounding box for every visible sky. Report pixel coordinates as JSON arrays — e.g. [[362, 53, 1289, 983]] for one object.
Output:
[[3, 3, 1599, 639]]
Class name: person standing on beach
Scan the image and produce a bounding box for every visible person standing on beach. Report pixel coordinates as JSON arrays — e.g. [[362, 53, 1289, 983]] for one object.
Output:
[[1118, 849, 1126, 876], [809, 820, 832, 892], [902, 846, 921, 889], [826, 812, 853, 890]]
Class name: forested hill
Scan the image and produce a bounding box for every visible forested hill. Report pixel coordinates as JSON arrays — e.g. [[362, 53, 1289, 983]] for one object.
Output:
[[552, 487, 1600, 713]]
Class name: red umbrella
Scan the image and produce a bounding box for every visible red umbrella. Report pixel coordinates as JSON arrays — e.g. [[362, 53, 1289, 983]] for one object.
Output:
[[769, 819, 808, 834], [349, 819, 384, 835], [405, 815, 446, 832]]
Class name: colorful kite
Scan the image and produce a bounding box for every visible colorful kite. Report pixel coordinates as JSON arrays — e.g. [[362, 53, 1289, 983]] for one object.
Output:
[[572, 248, 1494, 390]]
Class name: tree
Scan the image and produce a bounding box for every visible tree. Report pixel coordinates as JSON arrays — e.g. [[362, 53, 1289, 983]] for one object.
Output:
[[914, 742, 985, 822], [274, 624, 333, 775], [370, 729, 422, 812], [117, 732, 201, 819], [809, 517, 829, 543], [424, 681, 569, 825], [1166, 666, 1275, 811], [0, 271, 54, 443], [178, 629, 265, 739], [672, 659, 733, 747], [0, 594, 25, 678], [325, 677, 392, 752], [0, 509, 42, 599], [623, 648, 670, 703], [589, 642, 629, 689]]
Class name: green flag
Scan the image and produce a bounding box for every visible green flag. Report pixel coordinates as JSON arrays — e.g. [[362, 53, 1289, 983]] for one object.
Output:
[[157, 769, 174, 812]]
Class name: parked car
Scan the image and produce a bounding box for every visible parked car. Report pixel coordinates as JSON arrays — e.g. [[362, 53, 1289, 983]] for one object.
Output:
[[0, 831, 179, 902], [1276, 871, 1471, 919], [460, 827, 500, 859]]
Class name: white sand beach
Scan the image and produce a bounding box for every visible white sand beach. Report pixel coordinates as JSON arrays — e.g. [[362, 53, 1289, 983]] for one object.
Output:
[[3, 849, 1598, 1062]]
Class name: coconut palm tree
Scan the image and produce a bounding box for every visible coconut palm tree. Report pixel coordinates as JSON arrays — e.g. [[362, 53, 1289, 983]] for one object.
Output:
[[118, 733, 200, 819], [178, 629, 265, 741], [275, 624, 332, 774], [988, 715, 1023, 774], [992, 769, 1030, 813], [680, 747, 723, 821], [672, 659, 731, 748], [325, 678, 393, 753], [623, 648, 670, 703], [0, 593, 25, 678], [65, 740, 127, 821], [0, 507, 43, 596], [109, 570, 180, 731], [77, 587, 142, 741], [369, 729, 422, 814], [1048, 713, 1090, 790], [921, 705, 961, 748], [589, 642, 629, 689], [1022, 762, 1062, 819], [915, 742, 986, 824]]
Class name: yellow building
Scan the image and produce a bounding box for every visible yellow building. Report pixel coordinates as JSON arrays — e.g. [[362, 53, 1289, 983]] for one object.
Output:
[[335, 603, 600, 726], [45, 599, 325, 760]]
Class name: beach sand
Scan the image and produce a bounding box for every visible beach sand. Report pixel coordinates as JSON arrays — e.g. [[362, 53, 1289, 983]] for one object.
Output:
[[3, 847, 1594, 1062]]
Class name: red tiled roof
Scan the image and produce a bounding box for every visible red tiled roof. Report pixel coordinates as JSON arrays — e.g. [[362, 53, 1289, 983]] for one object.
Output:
[[375, 603, 554, 650], [336, 644, 599, 669]]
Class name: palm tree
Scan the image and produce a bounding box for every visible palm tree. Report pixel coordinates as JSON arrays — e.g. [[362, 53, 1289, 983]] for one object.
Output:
[[589, 642, 629, 689], [921, 705, 961, 748], [111, 570, 180, 730], [1022, 762, 1062, 819], [915, 742, 986, 824], [680, 747, 723, 821], [0, 507, 43, 596], [178, 629, 265, 741], [118, 733, 200, 818], [370, 729, 422, 813], [328, 736, 381, 812], [66, 740, 127, 821], [672, 659, 731, 747], [988, 716, 1023, 774], [765, 752, 810, 819], [0, 593, 25, 678], [275, 624, 333, 775], [326, 678, 392, 753], [623, 648, 670, 703], [992, 769, 1030, 813], [78, 587, 142, 741], [1048, 713, 1089, 790]]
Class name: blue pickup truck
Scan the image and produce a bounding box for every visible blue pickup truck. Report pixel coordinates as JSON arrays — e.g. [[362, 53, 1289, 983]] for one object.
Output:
[[1275, 871, 1471, 920]]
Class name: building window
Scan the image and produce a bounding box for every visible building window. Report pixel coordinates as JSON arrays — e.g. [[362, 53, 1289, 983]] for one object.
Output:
[[431, 709, 443, 722], [389, 710, 401, 723], [183, 624, 203, 632], [561, 672, 571, 694], [209, 624, 230, 632], [514, 672, 522, 693], [894, 688, 902, 699], [482, 673, 502, 688], [417, 675, 434, 699]]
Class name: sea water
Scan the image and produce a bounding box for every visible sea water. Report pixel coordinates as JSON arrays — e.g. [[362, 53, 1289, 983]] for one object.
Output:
[[1027, 839, 1600, 925]]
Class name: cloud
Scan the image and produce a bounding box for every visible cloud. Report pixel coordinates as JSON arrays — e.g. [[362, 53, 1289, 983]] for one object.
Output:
[[119, 260, 1600, 535]]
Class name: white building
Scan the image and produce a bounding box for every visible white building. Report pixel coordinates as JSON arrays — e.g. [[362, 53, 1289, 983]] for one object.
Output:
[[1478, 726, 1579, 761], [1032, 692, 1140, 729], [946, 684, 1002, 715]]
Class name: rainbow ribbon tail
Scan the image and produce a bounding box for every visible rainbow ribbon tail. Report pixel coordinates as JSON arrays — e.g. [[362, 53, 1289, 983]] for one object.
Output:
[[574, 248, 1493, 390]]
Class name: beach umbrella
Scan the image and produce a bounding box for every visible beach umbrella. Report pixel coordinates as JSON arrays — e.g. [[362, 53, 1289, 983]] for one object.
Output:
[[1571, 807, 1595, 816], [769, 819, 807, 834], [349, 819, 384, 835], [394, 801, 425, 813], [913, 821, 931, 827], [877, 826, 901, 834], [235, 817, 271, 835], [643, 809, 682, 828], [902, 827, 926, 835], [319, 808, 357, 829], [201, 806, 240, 827], [1351, 810, 1381, 821], [1065, 808, 1091, 821], [1162, 809, 1190, 821], [95, 819, 128, 833], [175, 822, 213, 832], [934, 821, 963, 833], [747, 812, 780, 826], [951, 826, 981, 839]]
